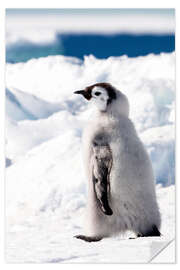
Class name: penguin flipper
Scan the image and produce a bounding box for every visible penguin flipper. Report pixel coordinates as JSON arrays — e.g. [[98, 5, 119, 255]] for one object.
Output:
[[92, 142, 113, 216]]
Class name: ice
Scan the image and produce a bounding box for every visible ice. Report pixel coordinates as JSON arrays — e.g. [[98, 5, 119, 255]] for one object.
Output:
[[6, 10, 175, 45], [140, 125, 175, 185], [6, 87, 61, 121], [5, 52, 175, 263]]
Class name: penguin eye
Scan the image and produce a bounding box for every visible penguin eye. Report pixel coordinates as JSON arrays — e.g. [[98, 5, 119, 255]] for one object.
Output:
[[94, 92, 101, 96]]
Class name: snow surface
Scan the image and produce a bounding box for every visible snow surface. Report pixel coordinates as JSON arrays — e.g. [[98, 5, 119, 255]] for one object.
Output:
[[5, 53, 175, 263]]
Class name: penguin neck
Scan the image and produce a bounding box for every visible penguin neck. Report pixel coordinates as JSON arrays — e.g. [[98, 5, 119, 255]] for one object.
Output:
[[95, 101, 129, 121]]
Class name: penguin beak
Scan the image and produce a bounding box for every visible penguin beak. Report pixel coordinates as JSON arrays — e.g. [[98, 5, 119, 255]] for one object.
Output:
[[74, 90, 91, 100], [74, 90, 85, 95]]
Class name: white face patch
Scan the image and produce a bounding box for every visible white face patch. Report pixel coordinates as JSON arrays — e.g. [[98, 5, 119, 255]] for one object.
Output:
[[90, 87, 109, 112]]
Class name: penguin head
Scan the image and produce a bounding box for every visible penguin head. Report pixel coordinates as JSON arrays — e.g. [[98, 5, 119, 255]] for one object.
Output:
[[74, 83, 129, 117], [74, 83, 116, 112]]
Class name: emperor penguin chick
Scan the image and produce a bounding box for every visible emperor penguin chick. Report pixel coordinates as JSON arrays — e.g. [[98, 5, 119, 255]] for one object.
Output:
[[74, 83, 161, 242]]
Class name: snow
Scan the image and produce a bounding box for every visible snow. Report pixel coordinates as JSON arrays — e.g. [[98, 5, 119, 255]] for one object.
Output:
[[6, 87, 61, 121], [5, 52, 175, 263], [6, 186, 175, 263]]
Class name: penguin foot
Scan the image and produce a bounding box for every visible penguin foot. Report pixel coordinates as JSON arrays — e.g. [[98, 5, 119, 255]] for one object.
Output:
[[74, 235, 102, 242], [137, 225, 161, 237]]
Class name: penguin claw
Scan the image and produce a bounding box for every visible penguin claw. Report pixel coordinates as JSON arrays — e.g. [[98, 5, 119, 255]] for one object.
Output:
[[74, 235, 102, 242]]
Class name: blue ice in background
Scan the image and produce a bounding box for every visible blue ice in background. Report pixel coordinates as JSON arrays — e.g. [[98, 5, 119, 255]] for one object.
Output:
[[6, 32, 175, 63], [6, 8, 175, 63]]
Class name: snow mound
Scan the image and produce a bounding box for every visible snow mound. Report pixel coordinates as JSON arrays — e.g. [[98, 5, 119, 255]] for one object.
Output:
[[6, 87, 61, 121], [6, 53, 175, 130], [6, 53, 175, 180], [140, 125, 175, 185], [6, 132, 86, 221]]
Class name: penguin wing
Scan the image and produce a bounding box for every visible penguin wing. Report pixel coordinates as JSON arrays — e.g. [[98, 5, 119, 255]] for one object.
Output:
[[92, 141, 113, 216]]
